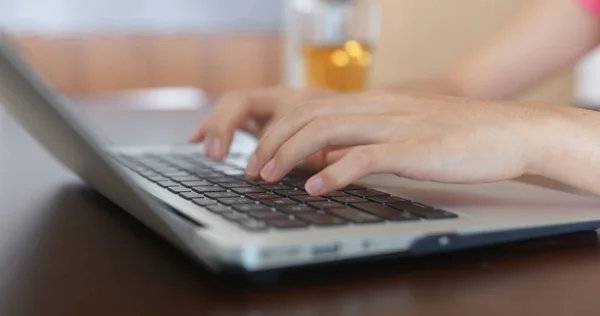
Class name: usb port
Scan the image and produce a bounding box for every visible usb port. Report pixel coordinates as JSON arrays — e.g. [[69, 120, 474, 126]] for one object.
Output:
[[312, 244, 340, 256], [261, 247, 299, 259]]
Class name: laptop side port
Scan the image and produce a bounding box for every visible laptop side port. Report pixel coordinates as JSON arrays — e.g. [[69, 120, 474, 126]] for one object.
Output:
[[261, 247, 300, 260], [312, 243, 340, 256]]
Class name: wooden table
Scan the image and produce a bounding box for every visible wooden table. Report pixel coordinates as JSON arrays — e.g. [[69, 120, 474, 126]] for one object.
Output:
[[2, 89, 600, 316]]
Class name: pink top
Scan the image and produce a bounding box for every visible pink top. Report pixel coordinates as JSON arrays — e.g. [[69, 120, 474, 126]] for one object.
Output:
[[579, 0, 600, 19]]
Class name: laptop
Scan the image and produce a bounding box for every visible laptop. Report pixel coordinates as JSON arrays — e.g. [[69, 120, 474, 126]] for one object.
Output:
[[2, 40, 600, 278]]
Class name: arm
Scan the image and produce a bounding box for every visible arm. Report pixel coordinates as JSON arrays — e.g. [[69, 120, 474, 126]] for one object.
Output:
[[394, 0, 600, 100], [245, 91, 600, 197]]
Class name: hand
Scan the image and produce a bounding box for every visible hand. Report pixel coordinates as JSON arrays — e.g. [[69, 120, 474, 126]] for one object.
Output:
[[244, 91, 567, 195], [189, 86, 335, 160]]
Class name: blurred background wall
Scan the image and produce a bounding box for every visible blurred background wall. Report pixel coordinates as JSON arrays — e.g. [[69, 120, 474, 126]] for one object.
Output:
[[0, 0, 285, 97], [0, 0, 577, 105]]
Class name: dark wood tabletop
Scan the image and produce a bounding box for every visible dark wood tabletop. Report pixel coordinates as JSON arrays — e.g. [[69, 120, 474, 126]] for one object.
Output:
[[2, 89, 600, 316]]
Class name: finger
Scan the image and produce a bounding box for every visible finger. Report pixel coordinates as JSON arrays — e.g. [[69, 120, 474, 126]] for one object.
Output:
[[301, 150, 327, 172], [304, 144, 402, 195], [200, 93, 256, 160], [251, 95, 400, 174], [191, 117, 259, 142], [300, 146, 351, 172], [189, 121, 206, 142], [324, 146, 351, 164], [256, 115, 401, 182], [239, 119, 261, 137]]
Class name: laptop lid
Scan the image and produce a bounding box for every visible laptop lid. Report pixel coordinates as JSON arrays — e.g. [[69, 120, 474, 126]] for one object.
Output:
[[0, 40, 197, 254]]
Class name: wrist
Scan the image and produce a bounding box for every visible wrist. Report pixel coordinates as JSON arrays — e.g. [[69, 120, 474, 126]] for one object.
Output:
[[522, 104, 600, 194]]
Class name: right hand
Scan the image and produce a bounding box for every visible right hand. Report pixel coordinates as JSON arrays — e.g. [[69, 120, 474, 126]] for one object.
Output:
[[189, 86, 336, 161]]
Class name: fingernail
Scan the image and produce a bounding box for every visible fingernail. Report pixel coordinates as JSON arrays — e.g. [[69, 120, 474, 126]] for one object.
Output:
[[245, 154, 259, 176], [260, 159, 277, 181], [306, 176, 325, 195]]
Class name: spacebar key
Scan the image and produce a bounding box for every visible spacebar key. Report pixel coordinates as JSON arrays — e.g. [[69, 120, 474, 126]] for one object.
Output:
[[353, 204, 418, 221]]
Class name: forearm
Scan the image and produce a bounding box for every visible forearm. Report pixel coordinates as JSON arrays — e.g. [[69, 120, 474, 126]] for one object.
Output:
[[386, 0, 600, 100]]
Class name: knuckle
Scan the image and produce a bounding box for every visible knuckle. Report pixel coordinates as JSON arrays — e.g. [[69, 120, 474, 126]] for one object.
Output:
[[349, 147, 376, 170], [219, 91, 245, 104], [294, 88, 316, 102], [292, 101, 319, 118], [305, 116, 336, 146], [314, 115, 338, 131]]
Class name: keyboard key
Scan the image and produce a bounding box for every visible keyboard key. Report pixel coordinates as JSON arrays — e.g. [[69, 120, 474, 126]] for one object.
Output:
[[222, 211, 248, 221], [168, 186, 192, 193], [296, 212, 347, 226], [278, 204, 315, 214], [157, 180, 179, 188], [222, 169, 245, 176], [167, 161, 197, 169], [247, 193, 280, 200], [181, 180, 213, 187], [204, 176, 238, 183], [139, 170, 158, 177], [238, 219, 268, 231], [353, 204, 419, 221], [346, 189, 389, 198], [327, 208, 383, 224], [292, 195, 327, 202], [412, 208, 458, 219], [245, 179, 270, 185], [218, 197, 255, 205], [192, 198, 218, 206], [206, 205, 232, 213], [233, 204, 272, 213], [308, 201, 345, 210], [179, 192, 204, 200], [186, 166, 212, 173], [231, 187, 265, 195], [260, 184, 293, 191], [195, 171, 221, 178], [266, 218, 308, 229], [163, 171, 190, 177], [283, 181, 307, 188], [322, 191, 349, 198], [219, 181, 252, 188], [204, 192, 239, 199], [332, 196, 370, 204], [170, 175, 201, 182], [342, 184, 362, 190], [154, 168, 180, 174], [274, 189, 308, 197], [192, 186, 227, 193], [262, 198, 297, 207], [248, 210, 288, 220], [137, 171, 156, 177], [369, 196, 411, 204], [146, 175, 169, 182], [385, 202, 428, 213], [388, 203, 458, 219]]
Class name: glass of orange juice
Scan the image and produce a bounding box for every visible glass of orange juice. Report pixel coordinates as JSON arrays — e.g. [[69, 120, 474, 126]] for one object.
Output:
[[291, 0, 380, 92]]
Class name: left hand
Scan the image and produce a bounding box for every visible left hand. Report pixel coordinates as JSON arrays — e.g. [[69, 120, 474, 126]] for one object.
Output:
[[244, 91, 566, 195]]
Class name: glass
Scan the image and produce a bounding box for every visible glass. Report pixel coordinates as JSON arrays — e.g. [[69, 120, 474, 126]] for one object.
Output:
[[292, 0, 380, 92]]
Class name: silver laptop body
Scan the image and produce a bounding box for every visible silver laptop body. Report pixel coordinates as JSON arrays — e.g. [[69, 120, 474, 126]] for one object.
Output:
[[2, 41, 600, 275]]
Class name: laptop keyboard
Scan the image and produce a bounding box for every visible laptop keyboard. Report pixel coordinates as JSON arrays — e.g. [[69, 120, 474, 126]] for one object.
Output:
[[113, 153, 458, 232]]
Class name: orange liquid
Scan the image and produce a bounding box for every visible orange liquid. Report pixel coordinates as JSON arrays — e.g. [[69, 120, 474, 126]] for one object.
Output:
[[301, 40, 373, 92]]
